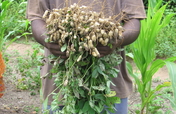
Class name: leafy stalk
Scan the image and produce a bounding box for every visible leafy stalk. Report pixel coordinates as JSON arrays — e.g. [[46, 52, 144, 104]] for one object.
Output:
[[0, 0, 13, 52], [127, 0, 176, 113]]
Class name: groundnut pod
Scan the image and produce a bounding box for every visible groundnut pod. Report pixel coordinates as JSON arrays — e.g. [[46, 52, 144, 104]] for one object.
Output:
[[49, 34, 54, 42], [94, 48, 100, 57], [88, 40, 94, 49], [79, 46, 83, 52], [58, 25, 65, 30], [73, 35, 77, 39], [69, 32, 73, 35], [108, 30, 114, 39], [96, 33, 102, 38], [53, 8, 60, 12], [91, 34, 96, 42], [101, 29, 105, 35], [77, 55, 82, 62], [118, 26, 123, 31], [99, 18, 105, 23], [84, 15, 88, 20], [48, 13, 54, 22], [63, 79, 68, 86], [99, 38, 103, 43], [101, 40, 106, 46], [48, 28, 56, 34], [80, 30, 84, 35], [86, 36, 90, 40], [105, 38, 109, 44], [53, 33, 57, 41], [53, 12, 60, 18], [58, 40, 62, 46], [66, 50, 70, 57], [79, 15, 84, 21], [103, 32, 108, 38], [70, 21, 74, 27], [43, 10, 49, 19], [83, 43, 89, 51], [114, 28, 119, 39], [96, 28, 100, 32], [92, 51, 97, 57], [77, 26, 82, 31], [85, 28, 89, 34]]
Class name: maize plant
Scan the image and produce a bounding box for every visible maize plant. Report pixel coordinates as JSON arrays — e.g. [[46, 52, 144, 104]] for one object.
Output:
[[43, 3, 124, 114], [127, 0, 176, 113]]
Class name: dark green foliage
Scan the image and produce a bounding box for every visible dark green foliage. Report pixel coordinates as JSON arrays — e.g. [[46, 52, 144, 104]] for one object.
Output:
[[155, 17, 176, 57], [4, 0, 31, 39]]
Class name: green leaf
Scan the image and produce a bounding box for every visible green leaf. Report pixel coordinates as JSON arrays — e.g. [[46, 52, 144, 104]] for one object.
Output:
[[77, 99, 85, 109], [126, 62, 144, 94], [92, 85, 106, 91], [92, 66, 99, 78], [108, 68, 119, 78], [106, 96, 120, 105], [144, 59, 165, 84], [43, 97, 48, 111], [78, 88, 85, 97], [94, 94, 106, 101], [165, 61, 176, 107], [161, 13, 176, 28], [99, 61, 105, 71], [82, 101, 90, 113], [61, 44, 67, 52], [94, 102, 104, 113]]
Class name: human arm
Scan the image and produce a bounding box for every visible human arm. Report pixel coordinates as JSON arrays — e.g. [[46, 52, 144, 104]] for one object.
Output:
[[97, 18, 141, 57], [31, 19, 67, 58]]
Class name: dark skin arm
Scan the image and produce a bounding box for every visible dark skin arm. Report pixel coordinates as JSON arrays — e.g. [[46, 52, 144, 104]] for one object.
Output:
[[31, 18, 140, 58], [97, 18, 141, 57], [31, 19, 67, 58]]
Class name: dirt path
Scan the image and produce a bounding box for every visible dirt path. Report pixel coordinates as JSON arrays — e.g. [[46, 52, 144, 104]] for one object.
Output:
[[0, 42, 172, 114]]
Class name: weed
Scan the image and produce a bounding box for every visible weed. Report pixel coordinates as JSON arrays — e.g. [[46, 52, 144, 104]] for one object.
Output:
[[16, 44, 43, 90]]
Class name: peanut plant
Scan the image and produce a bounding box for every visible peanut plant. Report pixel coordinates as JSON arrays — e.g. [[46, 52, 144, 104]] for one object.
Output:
[[42, 3, 124, 114]]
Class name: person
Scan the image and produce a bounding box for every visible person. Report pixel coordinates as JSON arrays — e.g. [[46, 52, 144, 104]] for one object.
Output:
[[26, 0, 146, 113]]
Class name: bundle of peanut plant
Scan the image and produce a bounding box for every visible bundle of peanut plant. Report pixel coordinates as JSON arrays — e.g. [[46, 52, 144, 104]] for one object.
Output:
[[43, 3, 124, 114]]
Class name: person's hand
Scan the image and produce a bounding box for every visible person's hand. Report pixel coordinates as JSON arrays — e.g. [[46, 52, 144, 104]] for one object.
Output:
[[97, 37, 122, 57], [31, 20, 67, 59], [45, 42, 67, 59], [96, 43, 112, 57]]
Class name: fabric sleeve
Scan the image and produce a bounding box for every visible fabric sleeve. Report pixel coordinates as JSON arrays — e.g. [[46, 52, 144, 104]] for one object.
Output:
[[121, 0, 146, 19], [26, 0, 49, 21]]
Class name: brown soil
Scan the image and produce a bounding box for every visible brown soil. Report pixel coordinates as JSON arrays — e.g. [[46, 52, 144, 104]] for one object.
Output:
[[0, 42, 174, 114]]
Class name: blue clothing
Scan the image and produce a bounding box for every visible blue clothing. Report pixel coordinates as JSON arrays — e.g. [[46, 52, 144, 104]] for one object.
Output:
[[43, 98, 128, 114]]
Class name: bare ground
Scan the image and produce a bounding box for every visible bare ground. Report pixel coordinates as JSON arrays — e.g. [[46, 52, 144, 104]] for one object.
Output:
[[0, 42, 174, 114]]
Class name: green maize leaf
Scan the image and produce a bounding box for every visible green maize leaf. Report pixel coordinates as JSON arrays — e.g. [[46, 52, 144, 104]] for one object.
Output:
[[162, 94, 176, 110], [165, 56, 176, 62], [126, 62, 144, 94], [161, 13, 176, 28], [43, 97, 49, 111], [144, 59, 165, 84], [153, 82, 171, 93], [153, 0, 163, 12], [165, 61, 176, 105]]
